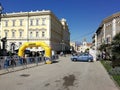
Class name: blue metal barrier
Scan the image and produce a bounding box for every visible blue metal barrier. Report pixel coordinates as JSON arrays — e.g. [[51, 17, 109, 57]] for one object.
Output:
[[0, 55, 59, 71], [4, 59, 9, 69]]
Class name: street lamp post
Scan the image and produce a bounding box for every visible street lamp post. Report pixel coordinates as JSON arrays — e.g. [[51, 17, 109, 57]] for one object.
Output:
[[0, 3, 7, 56], [1, 37, 7, 50], [61, 40, 64, 52], [11, 43, 15, 53], [27, 12, 29, 42], [0, 3, 3, 20]]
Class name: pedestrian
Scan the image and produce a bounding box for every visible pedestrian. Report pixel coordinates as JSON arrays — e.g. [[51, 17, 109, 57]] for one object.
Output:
[[4, 56, 9, 71], [10, 56, 16, 67], [22, 55, 27, 68], [19, 57, 23, 65], [102, 51, 106, 60], [60, 51, 64, 56]]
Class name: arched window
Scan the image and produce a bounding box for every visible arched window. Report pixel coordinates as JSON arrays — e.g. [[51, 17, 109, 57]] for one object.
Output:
[[12, 30, 16, 38], [19, 29, 23, 38], [19, 32, 22, 37], [42, 31, 45, 37], [4, 30, 9, 37], [5, 32, 7, 37], [30, 32, 33, 38], [36, 31, 39, 37]]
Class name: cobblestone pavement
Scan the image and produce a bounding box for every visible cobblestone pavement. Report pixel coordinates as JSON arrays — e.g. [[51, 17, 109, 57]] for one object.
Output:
[[0, 55, 119, 90]]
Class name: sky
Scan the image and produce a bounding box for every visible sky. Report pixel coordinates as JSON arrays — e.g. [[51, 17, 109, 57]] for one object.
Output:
[[0, 0, 120, 42]]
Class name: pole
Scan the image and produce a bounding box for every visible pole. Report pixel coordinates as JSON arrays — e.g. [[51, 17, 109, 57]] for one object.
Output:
[[27, 12, 29, 42]]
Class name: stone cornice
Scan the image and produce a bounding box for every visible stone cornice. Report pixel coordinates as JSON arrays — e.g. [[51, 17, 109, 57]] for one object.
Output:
[[96, 12, 120, 34], [102, 12, 120, 23], [1, 10, 55, 18]]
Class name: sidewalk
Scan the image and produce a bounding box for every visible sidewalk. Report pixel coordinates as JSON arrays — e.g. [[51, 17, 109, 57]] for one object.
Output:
[[0, 62, 45, 75]]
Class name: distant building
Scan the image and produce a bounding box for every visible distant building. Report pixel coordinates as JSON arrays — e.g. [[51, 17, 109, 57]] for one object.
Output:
[[70, 42, 76, 52], [78, 39, 92, 53], [70, 39, 92, 53], [0, 10, 70, 53]]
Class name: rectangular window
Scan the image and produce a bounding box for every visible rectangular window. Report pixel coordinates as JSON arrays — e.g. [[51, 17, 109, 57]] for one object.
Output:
[[42, 18, 46, 25], [5, 20, 8, 27], [20, 19, 23, 26], [30, 19, 33, 26], [12, 20, 16, 26], [36, 19, 39, 26]]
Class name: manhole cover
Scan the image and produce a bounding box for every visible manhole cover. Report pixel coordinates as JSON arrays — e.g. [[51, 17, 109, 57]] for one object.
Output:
[[20, 74, 30, 77]]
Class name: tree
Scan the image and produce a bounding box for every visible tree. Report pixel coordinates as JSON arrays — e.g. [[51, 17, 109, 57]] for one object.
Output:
[[98, 43, 111, 60], [111, 32, 120, 60]]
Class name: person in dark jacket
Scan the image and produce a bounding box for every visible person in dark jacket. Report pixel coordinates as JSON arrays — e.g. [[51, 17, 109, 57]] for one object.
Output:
[[22, 55, 27, 68]]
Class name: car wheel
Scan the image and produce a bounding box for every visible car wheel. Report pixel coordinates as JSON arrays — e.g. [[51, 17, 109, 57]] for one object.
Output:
[[73, 58, 77, 61], [88, 59, 91, 62]]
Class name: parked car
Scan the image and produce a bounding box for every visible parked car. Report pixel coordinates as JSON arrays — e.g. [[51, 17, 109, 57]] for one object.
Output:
[[71, 53, 93, 62]]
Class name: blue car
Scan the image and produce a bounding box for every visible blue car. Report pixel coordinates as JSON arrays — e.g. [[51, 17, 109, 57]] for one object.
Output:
[[71, 53, 93, 62]]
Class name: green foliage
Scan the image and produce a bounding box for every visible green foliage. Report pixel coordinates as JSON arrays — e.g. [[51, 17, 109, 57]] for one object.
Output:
[[99, 43, 111, 51], [99, 44, 106, 51], [101, 60, 112, 71], [101, 60, 120, 87], [85, 48, 89, 53], [111, 32, 120, 60], [112, 75, 120, 87]]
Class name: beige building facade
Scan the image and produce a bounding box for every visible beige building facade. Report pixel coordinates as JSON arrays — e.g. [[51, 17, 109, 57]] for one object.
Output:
[[92, 12, 120, 49], [0, 10, 70, 53]]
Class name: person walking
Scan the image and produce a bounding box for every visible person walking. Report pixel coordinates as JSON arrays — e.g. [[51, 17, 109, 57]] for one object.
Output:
[[22, 55, 27, 68], [10, 56, 16, 70], [4, 56, 10, 71]]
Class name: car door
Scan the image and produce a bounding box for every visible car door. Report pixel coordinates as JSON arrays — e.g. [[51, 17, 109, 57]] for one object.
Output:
[[78, 54, 83, 60], [82, 54, 88, 61]]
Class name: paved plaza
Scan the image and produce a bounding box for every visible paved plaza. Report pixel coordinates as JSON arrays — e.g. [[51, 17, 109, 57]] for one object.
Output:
[[0, 55, 119, 90]]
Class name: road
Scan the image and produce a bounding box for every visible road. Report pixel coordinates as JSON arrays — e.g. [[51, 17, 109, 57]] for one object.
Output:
[[0, 55, 119, 90]]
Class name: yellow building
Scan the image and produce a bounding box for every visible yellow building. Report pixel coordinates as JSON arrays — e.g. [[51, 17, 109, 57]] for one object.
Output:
[[0, 10, 70, 53]]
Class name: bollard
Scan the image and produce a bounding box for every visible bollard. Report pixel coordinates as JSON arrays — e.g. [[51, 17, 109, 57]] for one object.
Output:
[[35, 57, 39, 66], [45, 57, 52, 64]]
